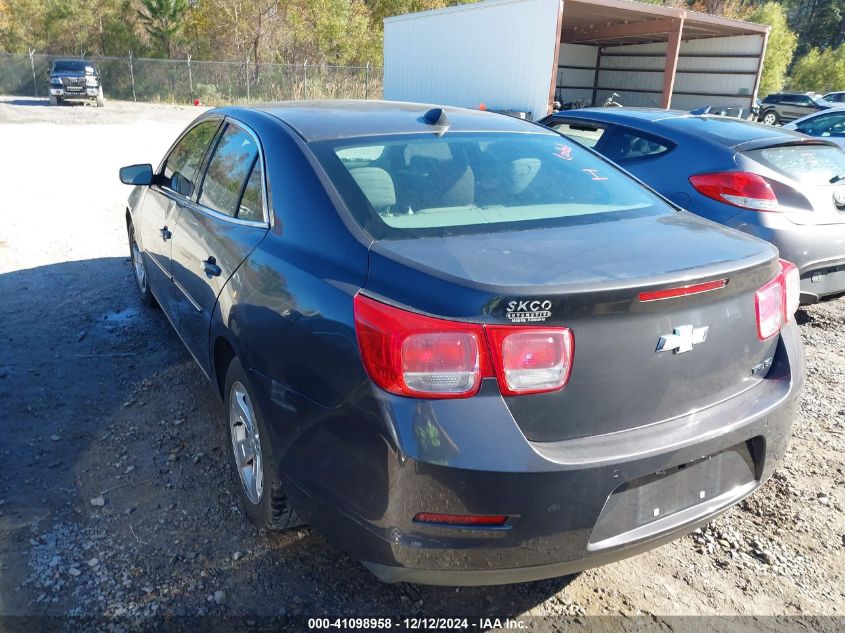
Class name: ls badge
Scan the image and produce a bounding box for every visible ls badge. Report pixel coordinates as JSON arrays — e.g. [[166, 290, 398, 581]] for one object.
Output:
[[656, 325, 709, 354]]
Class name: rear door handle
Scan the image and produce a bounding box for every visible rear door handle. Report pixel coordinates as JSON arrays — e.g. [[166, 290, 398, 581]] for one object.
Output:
[[202, 256, 221, 278], [159, 226, 172, 241]]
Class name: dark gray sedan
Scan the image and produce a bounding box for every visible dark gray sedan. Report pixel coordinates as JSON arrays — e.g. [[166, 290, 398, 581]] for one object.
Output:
[[120, 101, 804, 585], [542, 108, 845, 303]]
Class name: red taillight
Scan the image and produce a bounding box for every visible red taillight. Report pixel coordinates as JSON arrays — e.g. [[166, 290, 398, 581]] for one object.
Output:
[[486, 327, 573, 395], [689, 172, 779, 211], [755, 259, 800, 340], [780, 259, 800, 321], [755, 276, 783, 339], [401, 332, 480, 395], [353, 295, 573, 399], [354, 294, 488, 398], [413, 512, 508, 527]]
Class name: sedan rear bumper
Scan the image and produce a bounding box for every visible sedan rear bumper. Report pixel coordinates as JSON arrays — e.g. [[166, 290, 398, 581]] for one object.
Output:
[[270, 322, 803, 586]]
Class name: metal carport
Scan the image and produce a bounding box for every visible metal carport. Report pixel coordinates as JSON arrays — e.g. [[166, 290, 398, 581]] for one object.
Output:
[[383, 0, 770, 119], [556, 0, 770, 111]]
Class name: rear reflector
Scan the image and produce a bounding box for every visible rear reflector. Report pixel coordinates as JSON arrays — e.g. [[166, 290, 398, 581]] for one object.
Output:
[[486, 327, 573, 395], [638, 279, 727, 302], [689, 171, 779, 211], [413, 513, 508, 527]]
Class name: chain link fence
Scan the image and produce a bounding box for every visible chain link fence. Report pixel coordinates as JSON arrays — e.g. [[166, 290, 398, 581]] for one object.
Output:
[[0, 52, 384, 104]]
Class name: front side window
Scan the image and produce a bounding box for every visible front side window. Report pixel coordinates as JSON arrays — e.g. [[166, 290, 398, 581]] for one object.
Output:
[[198, 123, 259, 218], [163, 120, 221, 197], [313, 132, 673, 238], [547, 120, 607, 148]]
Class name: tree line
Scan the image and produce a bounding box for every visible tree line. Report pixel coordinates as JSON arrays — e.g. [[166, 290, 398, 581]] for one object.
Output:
[[1, 0, 844, 93], [0, 0, 477, 67]]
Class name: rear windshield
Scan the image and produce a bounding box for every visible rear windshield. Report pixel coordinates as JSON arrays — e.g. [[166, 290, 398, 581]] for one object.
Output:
[[312, 132, 672, 239], [52, 60, 90, 73], [746, 144, 845, 186]]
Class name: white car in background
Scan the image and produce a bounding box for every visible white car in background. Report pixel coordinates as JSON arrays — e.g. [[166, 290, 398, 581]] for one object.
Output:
[[783, 108, 845, 149]]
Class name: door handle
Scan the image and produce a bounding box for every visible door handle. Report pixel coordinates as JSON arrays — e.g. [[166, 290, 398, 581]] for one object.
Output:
[[202, 256, 222, 278], [159, 226, 172, 241]]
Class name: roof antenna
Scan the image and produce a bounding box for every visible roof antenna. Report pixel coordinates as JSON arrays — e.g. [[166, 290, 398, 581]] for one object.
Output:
[[421, 107, 450, 136]]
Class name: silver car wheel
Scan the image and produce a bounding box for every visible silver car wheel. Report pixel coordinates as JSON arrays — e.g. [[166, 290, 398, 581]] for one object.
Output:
[[229, 382, 264, 505], [130, 233, 147, 293], [762, 112, 777, 125]]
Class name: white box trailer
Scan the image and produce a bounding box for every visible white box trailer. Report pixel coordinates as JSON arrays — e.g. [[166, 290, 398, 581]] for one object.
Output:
[[384, 0, 769, 120]]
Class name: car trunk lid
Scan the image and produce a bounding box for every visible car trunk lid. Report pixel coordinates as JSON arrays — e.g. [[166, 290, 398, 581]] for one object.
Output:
[[366, 211, 780, 442]]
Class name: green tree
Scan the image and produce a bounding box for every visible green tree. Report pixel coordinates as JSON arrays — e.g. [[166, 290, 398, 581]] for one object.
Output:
[[790, 46, 845, 91], [784, 0, 844, 56], [139, 0, 187, 57], [747, 2, 798, 96]]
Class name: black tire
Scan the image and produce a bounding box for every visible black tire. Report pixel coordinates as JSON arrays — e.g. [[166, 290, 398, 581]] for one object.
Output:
[[49, 95, 58, 106], [224, 358, 303, 531], [760, 110, 779, 126], [128, 222, 156, 307]]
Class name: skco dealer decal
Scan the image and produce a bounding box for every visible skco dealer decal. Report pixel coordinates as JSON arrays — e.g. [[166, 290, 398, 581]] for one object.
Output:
[[505, 299, 552, 323]]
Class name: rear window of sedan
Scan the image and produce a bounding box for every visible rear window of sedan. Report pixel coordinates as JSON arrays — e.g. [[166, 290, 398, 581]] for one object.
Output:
[[313, 133, 673, 238]]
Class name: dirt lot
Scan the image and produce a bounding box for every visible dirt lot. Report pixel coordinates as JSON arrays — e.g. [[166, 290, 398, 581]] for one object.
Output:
[[0, 96, 843, 626]]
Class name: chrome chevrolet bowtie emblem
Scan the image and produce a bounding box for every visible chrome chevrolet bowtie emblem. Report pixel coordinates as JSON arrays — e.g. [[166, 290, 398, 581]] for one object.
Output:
[[656, 325, 709, 354]]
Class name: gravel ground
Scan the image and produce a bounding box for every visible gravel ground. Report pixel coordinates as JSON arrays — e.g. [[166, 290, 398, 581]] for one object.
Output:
[[0, 96, 843, 626]]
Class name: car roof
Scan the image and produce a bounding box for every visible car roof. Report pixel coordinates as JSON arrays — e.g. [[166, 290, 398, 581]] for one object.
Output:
[[553, 107, 687, 123], [236, 100, 556, 142], [551, 108, 813, 150]]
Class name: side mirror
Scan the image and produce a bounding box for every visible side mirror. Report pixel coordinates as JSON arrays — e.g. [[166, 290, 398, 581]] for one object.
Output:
[[119, 163, 154, 186]]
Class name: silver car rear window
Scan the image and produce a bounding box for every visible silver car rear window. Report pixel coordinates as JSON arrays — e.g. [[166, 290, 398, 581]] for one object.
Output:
[[746, 144, 845, 186]]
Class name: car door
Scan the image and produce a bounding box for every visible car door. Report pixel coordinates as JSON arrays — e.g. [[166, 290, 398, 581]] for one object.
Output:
[[794, 95, 817, 120], [138, 118, 222, 325], [170, 120, 269, 374]]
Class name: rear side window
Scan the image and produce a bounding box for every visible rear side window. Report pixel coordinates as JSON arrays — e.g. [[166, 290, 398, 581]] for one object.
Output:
[[602, 129, 671, 163], [198, 123, 259, 218], [747, 145, 845, 186], [547, 120, 607, 148], [312, 132, 673, 238], [237, 162, 264, 222], [163, 120, 221, 197]]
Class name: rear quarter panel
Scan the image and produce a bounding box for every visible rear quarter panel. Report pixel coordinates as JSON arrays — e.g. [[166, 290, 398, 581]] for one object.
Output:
[[208, 111, 372, 448]]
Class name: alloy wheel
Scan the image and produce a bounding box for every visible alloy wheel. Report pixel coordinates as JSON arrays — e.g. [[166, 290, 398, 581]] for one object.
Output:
[[229, 382, 264, 505], [130, 231, 147, 293]]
